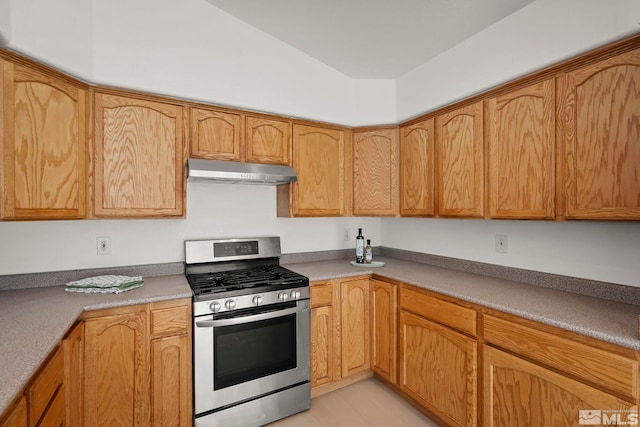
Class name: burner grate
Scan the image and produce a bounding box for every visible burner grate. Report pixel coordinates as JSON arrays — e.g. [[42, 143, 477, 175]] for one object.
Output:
[[187, 266, 307, 296]]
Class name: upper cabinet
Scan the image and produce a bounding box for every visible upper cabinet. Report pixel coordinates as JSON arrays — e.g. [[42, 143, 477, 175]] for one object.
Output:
[[278, 124, 351, 217], [487, 80, 555, 219], [436, 102, 484, 218], [93, 92, 186, 218], [400, 119, 435, 217], [189, 107, 291, 166], [353, 128, 399, 216], [190, 107, 243, 161], [0, 59, 88, 220], [561, 48, 640, 219]]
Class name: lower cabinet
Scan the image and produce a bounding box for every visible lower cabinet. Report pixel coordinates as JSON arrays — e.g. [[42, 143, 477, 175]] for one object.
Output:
[[484, 346, 637, 427], [340, 278, 370, 377], [0, 397, 26, 427], [370, 279, 397, 383], [310, 281, 340, 387]]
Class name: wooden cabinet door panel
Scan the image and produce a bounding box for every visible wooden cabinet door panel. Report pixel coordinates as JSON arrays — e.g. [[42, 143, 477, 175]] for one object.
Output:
[[400, 119, 435, 216], [0, 396, 27, 427], [311, 305, 337, 387], [152, 335, 191, 427], [246, 116, 291, 165], [484, 346, 637, 427], [563, 48, 640, 219], [436, 101, 484, 217], [63, 322, 84, 427], [370, 279, 397, 383], [84, 311, 149, 426], [1, 61, 87, 219], [341, 279, 370, 377], [190, 107, 243, 161], [28, 347, 63, 427], [93, 93, 184, 217], [488, 80, 555, 218], [399, 310, 477, 427], [353, 129, 398, 216], [291, 125, 346, 216]]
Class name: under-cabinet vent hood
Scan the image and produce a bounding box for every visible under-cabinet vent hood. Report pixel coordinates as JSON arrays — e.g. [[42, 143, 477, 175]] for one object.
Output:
[[187, 158, 297, 185]]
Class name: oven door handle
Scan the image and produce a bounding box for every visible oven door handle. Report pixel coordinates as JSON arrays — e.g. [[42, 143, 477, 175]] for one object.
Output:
[[195, 305, 308, 328]]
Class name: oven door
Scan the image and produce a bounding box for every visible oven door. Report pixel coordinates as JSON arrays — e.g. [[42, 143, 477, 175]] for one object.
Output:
[[194, 299, 310, 415]]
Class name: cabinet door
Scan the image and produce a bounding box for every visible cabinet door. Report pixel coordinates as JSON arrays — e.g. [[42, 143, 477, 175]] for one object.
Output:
[[0, 396, 27, 427], [63, 322, 84, 427], [151, 335, 191, 427], [562, 48, 640, 219], [436, 101, 484, 218], [488, 80, 555, 219], [284, 124, 348, 216], [28, 346, 63, 427], [484, 346, 637, 427], [93, 93, 185, 217], [311, 305, 338, 387], [353, 129, 398, 216], [400, 119, 435, 216], [370, 279, 397, 383], [399, 310, 477, 427], [1, 60, 87, 220], [341, 279, 370, 377], [190, 107, 243, 161], [84, 310, 149, 426], [246, 116, 291, 165]]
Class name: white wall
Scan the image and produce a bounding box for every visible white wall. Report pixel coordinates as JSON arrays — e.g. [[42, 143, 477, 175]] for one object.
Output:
[[382, 219, 640, 288], [396, 0, 640, 121], [0, 0, 10, 45], [0, 183, 381, 274]]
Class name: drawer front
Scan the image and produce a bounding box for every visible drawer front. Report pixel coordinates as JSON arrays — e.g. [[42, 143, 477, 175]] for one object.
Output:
[[36, 386, 65, 427], [399, 285, 477, 336], [310, 281, 333, 308], [483, 314, 639, 400], [28, 346, 63, 426], [151, 305, 189, 338]]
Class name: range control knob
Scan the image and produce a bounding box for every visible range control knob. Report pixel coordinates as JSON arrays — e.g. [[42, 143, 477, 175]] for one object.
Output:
[[252, 295, 263, 306], [290, 290, 301, 300], [277, 292, 289, 302], [210, 301, 221, 313], [225, 299, 236, 310]]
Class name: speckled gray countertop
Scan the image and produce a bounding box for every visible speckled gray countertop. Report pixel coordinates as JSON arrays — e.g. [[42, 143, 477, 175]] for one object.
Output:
[[0, 275, 191, 415], [283, 257, 640, 351]]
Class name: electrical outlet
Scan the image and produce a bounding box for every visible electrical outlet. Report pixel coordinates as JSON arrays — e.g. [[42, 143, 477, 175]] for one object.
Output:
[[97, 237, 111, 255], [495, 235, 508, 253], [343, 228, 351, 242]]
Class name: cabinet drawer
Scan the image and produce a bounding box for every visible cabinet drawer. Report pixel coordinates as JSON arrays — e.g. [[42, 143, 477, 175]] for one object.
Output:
[[36, 385, 65, 427], [28, 346, 63, 426], [151, 305, 189, 338], [483, 314, 639, 400], [311, 282, 333, 308], [399, 286, 476, 336]]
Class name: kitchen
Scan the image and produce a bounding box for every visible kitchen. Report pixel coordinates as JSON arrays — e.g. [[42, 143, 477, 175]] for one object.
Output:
[[1, 0, 640, 426]]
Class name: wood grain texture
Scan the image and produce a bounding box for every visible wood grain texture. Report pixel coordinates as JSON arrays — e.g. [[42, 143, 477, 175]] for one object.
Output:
[[189, 107, 243, 161], [341, 279, 370, 378], [310, 281, 334, 308], [150, 305, 189, 338], [84, 310, 149, 426], [63, 322, 84, 427], [0, 396, 27, 427], [436, 101, 484, 218], [246, 115, 291, 165], [399, 285, 476, 337], [353, 128, 399, 216], [289, 124, 346, 216], [37, 385, 65, 427], [488, 79, 555, 218], [93, 93, 184, 217], [399, 310, 477, 427], [370, 279, 397, 384], [311, 305, 337, 387], [1, 60, 87, 220], [563, 47, 640, 219], [483, 314, 639, 401], [400, 119, 435, 216], [151, 335, 191, 427], [27, 346, 63, 427], [483, 346, 637, 427]]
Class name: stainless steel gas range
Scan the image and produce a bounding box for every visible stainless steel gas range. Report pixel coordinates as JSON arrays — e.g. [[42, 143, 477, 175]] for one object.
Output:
[[185, 237, 311, 427]]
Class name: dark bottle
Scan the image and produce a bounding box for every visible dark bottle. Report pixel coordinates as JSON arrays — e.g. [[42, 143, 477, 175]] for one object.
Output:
[[355, 228, 365, 263]]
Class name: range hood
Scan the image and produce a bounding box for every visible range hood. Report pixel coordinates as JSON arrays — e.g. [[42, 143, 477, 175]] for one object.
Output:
[[187, 158, 297, 185]]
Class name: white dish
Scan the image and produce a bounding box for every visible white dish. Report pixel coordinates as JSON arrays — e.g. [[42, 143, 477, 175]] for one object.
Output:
[[350, 261, 385, 268]]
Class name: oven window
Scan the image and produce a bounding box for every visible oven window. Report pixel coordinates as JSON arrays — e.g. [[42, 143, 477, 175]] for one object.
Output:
[[214, 313, 297, 390]]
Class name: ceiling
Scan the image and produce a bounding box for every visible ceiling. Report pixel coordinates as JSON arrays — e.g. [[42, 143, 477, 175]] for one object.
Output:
[[206, 0, 535, 79]]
